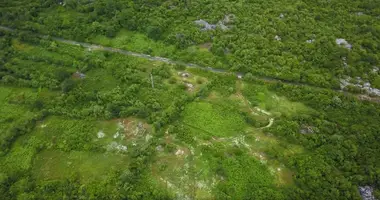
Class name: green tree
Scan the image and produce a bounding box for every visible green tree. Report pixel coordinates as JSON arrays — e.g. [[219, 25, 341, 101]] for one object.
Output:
[[61, 79, 76, 93]]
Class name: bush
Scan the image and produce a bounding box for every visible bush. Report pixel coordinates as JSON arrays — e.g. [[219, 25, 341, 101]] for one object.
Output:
[[61, 79, 76, 93], [168, 77, 177, 84]]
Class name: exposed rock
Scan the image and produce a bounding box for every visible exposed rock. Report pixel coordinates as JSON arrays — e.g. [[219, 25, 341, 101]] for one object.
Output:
[[194, 14, 235, 31], [300, 125, 317, 134], [340, 77, 380, 96], [178, 72, 191, 78], [136, 122, 146, 135], [336, 38, 352, 50], [117, 121, 125, 129], [175, 149, 185, 156], [222, 14, 236, 24], [107, 142, 127, 152], [185, 83, 194, 91], [156, 145, 163, 152], [342, 57, 348, 68], [373, 67, 379, 73], [73, 71, 86, 79], [97, 131, 105, 138], [340, 77, 351, 89], [168, 5, 176, 10], [230, 135, 250, 148], [58, 1, 65, 6], [194, 19, 217, 31], [138, 122, 143, 129], [145, 134, 152, 142], [359, 186, 376, 200], [218, 22, 229, 31], [196, 181, 207, 189], [356, 12, 364, 16]]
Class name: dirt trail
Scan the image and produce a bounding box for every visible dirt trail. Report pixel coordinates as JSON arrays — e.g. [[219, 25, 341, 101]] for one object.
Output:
[[262, 118, 274, 129], [236, 81, 274, 129], [1, 25, 378, 103]]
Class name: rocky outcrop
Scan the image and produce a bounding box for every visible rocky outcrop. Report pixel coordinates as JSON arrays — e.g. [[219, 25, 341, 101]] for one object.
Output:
[[336, 38, 352, 50], [359, 186, 376, 200], [194, 14, 236, 31], [340, 77, 380, 96]]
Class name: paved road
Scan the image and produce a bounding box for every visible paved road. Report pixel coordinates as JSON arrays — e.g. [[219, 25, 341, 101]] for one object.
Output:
[[1, 25, 378, 103]]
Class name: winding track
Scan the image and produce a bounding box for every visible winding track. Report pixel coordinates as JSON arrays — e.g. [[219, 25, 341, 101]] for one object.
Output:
[[1, 25, 379, 103]]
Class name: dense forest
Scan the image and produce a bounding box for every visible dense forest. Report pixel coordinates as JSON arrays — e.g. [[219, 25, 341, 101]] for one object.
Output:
[[0, 0, 380, 199]]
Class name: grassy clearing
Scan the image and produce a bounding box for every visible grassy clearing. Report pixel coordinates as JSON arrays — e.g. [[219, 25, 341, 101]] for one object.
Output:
[[11, 39, 32, 51], [14, 116, 149, 183], [152, 129, 282, 199], [242, 83, 312, 118], [182, 102, 247, 137], [91, 30, 177, 57], [95, 118, 151, 146], [12, 39, 82, 68], [31, 116, 150, 152], [28, 117, 100, 153], [5, 115, 151, 184], [167, 80, 306, 193], [213, 152, 277, 199], [152, 131, 215, 199], [243, 130, 301, 184], [32, 150, 128, 182], [80, 68, 120, 92], [166, 69, 209, 94], [155, 91, 297, 198]]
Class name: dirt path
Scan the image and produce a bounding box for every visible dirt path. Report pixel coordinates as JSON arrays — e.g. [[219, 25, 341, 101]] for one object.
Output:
[[261, 118, 274, 129], [236, 81, 274, 129], [1, 25, 379, 103]]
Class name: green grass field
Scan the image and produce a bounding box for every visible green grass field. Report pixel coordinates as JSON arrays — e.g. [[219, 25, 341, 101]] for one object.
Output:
[[242, 83, 312, 117], [182, 101, 247, 137], [91, 30, 177, 57], [33, 150, 128, 182]]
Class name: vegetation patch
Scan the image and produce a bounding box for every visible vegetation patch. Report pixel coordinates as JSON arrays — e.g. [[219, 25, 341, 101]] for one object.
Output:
[[32, 150, 127, 182], [242, 83, 312, 118], [182, 101, 247, 137], [1, 2, 380, 198]]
